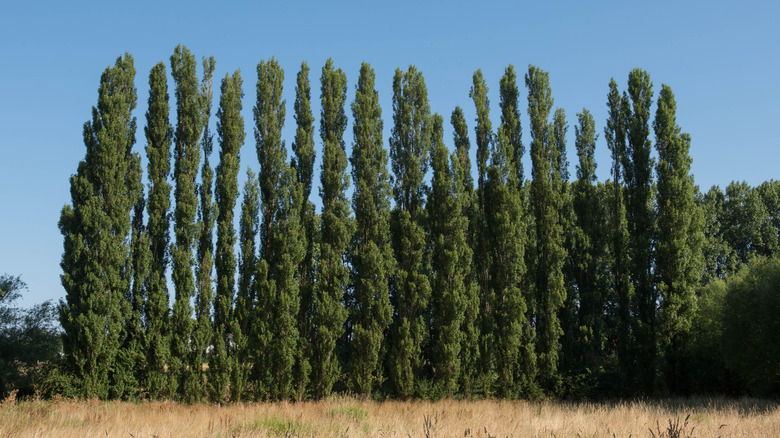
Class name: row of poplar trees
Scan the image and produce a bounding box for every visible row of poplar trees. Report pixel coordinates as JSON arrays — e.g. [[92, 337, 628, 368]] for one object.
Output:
[[60, 45, 707, 401]]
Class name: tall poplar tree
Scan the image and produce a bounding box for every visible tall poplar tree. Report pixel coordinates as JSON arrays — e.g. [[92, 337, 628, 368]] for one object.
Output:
[[564, 109, 607, 383], [291, 61, 316, 401], [348, 63, 393, 396], [604, 79, 632, 390], [170, 45, 202, 401], [389, 65, 432, 399], [654, 84, 704, 391], [526, 65, 566, 393], [624, 69, 657, 393], [254, 58, 305, 400], [59, 53, 138, 399], [469, 71, 494, 392], [192, 56, 216, 402], [314, 59, 352, 399], [144, 62, 174, 399], [497, 65, 536, 396], [236, 168, 259, 396], [450, 106, 480, 396], [213, 70, 245, 401], [428, 114, 470, 397]]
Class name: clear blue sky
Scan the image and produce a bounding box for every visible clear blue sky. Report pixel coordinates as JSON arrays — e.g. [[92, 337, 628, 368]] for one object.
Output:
[[1, 0, 778, 308]]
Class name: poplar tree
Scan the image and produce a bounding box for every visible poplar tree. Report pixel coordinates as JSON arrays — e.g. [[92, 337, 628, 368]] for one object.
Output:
[[213, 70, 245, 401], [192, 56, 216, 402], [526, 65, 566, 393], [450, 106, 480, 396], [624, 69, 656, 393], [565, 109, 607, 382], [469, 71, 494, 392], [497, 65, 536, 396], [348, 63, 393, 396], [59, 53, 138, 398], [428, 114, 469, 397], [170, 45, 202, 401], [254, 58, 305, 400], [144, 62, 173, 399], [236, 168, 259, 396], [654, 84, 703, 391], [291, 62, 316, 401], [389, 65, 432, 399], [314, 59, 352, 399], [604, 79, 632, 390]]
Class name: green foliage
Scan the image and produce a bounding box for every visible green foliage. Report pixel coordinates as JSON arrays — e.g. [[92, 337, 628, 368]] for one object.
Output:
[[143, 61, 173, 400], [469, 70, 494, 393], [314, 59, 353, 399], [527, 65, 566, 393], [59, 53, 138, 399], [236, 168, 259, 400], [348, 63, 393, 396], [170, 45, 203, 402], [0, 276, 61, 399], [428, 114, 469, 397], [654, 84, 704, 391], [389, 65, 432, 399], [292, 61, 316, 402], [214, 69, 245, 402]]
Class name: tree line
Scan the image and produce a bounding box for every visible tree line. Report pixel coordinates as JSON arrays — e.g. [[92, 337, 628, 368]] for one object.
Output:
[[54, 45, 780, 402]]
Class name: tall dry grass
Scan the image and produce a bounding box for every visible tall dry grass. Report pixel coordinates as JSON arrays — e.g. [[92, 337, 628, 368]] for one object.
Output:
[[1, 394, 778, 437]]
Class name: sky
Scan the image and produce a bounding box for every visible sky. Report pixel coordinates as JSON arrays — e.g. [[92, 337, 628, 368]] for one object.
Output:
[[1, 0, 778, 308]]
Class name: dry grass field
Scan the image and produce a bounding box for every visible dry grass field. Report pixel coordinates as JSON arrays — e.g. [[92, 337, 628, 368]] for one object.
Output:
[[1, 394, 778, 437]]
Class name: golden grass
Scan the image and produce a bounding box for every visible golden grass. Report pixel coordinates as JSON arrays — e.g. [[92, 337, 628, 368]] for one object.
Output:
[[1, 395, 778, 437]]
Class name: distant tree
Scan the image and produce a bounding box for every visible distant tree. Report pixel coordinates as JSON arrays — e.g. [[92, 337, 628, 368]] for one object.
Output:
[[347, 63, 394, 396], [388, 65, 432, 399], [59, 53, 138, 399], [213, 69, 245, 402], [313, 59, 353, 400], [143, 62, 174, 400]]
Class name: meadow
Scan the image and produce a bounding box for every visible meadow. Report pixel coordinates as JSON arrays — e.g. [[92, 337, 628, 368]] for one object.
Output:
[[1, 395, 778, 437]]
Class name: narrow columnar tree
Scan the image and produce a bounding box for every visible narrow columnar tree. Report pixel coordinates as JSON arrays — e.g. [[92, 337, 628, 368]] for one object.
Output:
[[59, 53, 138, 399], [291, 61, 316, 401], [624, 69, 657, 393], [604, 79, 632, 390], [119, 159, 148, 399], [389, 65, 432, 399], [236, 168, 259, 395], [450, 106, 480, 396], [565, 109, 607, 381], [428, 114, 469, 397], [254, 58, 305, 400], [498, 65, 536, 396], [469, 70, 494, 392], [348, 63, 394, 396], [213, 70, 245, 401], [526, 65, 567, 393], [192, 56, 216, 402], [143, 62, 174, 399], [314, 59, 352, 399], [170, 45, 202, 401], [654, 84, 704, 391], [252, 58, 287, 397]]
